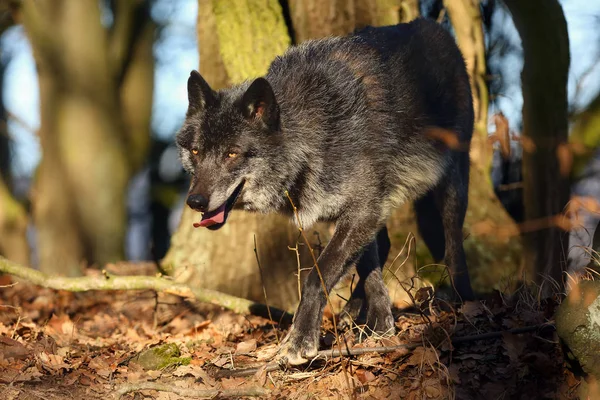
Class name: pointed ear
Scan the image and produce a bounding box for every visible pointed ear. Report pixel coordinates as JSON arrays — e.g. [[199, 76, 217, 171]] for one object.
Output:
[[240, 78, 280, 131], [187, 70, 216, 114]]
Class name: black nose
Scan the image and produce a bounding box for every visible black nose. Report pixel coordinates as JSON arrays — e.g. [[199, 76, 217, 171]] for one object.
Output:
[[187, 194, 209, 211]]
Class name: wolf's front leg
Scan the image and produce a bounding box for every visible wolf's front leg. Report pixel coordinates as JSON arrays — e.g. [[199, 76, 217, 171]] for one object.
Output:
[[280, 216, 381, 365]]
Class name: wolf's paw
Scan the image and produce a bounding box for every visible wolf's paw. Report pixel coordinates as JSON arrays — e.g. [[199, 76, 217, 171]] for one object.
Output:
[[338, 297, 365, 331], [365, 304, 395, 337], [278, 325, 319, 366], [352, 301, 395, 343]]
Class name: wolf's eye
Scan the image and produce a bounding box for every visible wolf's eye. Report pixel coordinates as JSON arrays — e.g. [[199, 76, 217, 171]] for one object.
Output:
[[191, 148, 199, 155], [227, 152, 238, 159]]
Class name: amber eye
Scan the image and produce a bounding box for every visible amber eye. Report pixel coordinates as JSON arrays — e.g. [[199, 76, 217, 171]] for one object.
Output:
[[191, 148, 198, 155], [227, 152, 238, 159]]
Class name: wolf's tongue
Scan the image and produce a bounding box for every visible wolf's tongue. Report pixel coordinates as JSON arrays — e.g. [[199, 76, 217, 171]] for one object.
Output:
[[193, 204, 226, 228]]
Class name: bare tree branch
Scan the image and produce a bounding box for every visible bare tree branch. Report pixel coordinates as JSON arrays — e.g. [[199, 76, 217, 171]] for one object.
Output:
[[0, 256, 293, 322], [113, 381, 269, 399]]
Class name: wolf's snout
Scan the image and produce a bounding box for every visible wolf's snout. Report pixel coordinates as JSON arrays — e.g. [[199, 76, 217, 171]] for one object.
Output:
[[186, 194, 209, 212]]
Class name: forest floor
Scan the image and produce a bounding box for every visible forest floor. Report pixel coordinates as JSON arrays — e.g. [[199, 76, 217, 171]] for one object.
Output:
[[0, 263, 584, 400]]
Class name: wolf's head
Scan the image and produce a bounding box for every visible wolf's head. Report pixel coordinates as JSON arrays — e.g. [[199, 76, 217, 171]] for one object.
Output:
[[176, 70, 283, 230]]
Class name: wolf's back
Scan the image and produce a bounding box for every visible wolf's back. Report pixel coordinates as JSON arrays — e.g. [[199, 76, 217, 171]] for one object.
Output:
[[267, 18, 473, 145], [354, 18, 474, 143], [260, 18, 473, 221]]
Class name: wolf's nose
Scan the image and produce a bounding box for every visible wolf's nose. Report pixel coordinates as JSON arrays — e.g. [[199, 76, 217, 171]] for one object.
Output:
[[187, 194, 209, 211]]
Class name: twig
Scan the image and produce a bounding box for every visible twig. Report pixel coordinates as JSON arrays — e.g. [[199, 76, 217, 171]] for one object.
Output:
[[450, 323, 554, 344], [216, 323, 555, 378], [0, 256, 293, 322], [113, 381, 269, 399], [217, 343, 418, 378]]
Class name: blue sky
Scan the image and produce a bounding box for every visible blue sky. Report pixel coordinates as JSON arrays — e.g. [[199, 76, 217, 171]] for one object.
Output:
[[2, 0, 600, 178]]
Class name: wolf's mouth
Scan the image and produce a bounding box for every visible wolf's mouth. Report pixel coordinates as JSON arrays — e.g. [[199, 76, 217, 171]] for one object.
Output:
[[193, 180, 245, 230]]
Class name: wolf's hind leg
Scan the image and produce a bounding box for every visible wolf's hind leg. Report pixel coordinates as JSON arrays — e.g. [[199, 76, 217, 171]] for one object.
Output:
[[340, 227, 393, 335], [436, 162, 474, 301], [415, 190, 445, 262]]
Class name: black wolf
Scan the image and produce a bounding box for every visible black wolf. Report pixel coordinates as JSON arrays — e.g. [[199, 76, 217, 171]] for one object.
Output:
[[177, 18, 474, 365]]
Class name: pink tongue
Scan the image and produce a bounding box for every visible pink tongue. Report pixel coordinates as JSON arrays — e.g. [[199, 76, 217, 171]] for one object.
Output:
[[193, 204, 226, 228]]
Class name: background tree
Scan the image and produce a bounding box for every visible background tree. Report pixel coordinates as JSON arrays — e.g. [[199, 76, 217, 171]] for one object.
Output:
[[0, 1, 29, 265], [21, 0, 154, 275], [504, 0, 570, 294]]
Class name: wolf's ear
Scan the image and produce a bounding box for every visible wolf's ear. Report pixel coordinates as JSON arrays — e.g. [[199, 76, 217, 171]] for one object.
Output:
[[187, 70, 216, 114], [240, 78, 280, 131]]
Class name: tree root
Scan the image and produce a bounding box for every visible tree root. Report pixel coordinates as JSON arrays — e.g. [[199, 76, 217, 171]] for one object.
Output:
[[113, 381, 269, 398], [0, 256, 293, 322]]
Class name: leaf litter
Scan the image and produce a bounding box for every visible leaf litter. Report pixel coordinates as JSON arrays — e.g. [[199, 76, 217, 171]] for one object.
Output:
[[0, 265, 583, 399]]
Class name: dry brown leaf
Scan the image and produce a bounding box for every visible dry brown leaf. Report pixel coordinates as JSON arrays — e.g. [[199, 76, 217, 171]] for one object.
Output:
[[254, 364, 269, 386], [356, 369, 377, 383], [502, 332, 526, 365], [235, 338, 257, 354], [460, 302, 486, 318], [172, 364, 207, 380], [423, 379, 441, 398], [219, 376, 248, 389], [255, 343, 278, 361], [406, 346, 438, 367], [0, 335, 31, 360]]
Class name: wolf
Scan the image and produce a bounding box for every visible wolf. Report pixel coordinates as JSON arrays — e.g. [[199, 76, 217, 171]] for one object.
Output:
[[176, 18, 474, 365]]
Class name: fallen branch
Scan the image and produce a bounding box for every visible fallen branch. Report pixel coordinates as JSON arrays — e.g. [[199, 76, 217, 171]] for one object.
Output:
[[216, 343, 418, 378], [113, 381, 269, 398], [0, 256, 293, 322], [216, 323, 555, 378]]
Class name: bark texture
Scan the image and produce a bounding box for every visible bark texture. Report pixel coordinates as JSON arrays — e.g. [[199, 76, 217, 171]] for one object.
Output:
[[289, 0, 419, 43], [504, 0, 571, 295], [443, 0, 489, 167]]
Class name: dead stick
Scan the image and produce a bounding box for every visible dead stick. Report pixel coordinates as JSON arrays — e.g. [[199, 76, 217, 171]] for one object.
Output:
[[216, 344, 418, 378], [113, 381, 269, 398], [0, 256, 292, 322], [216, 323, 554, 378]]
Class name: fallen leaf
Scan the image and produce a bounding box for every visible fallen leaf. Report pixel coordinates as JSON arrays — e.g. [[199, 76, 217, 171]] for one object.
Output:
[[255, 343, 278, 361], [254, 364, 268, 386], [235, 339, 257, 354], [502, 332, 526, 364], [172, 364, 207, 379], [356, 369, 377, 383], [0, 336, 31, 359]]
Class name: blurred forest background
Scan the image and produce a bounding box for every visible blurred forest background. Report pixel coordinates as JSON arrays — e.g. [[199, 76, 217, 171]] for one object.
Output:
[[1, 0, 600, 311]]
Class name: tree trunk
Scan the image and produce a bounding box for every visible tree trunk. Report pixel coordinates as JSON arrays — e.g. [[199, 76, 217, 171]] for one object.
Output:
[[21, 0, 153, 274], [443, 0, 489, 168], [115, 1, 155, 173], [163, 0, 332, 311], [289, 0, 419, 43], [0, 0, 30, 266], [504, 0, 570, 296]]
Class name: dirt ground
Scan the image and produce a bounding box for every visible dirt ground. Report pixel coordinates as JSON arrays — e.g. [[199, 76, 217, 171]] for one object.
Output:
[[0, 265, 584, 400]]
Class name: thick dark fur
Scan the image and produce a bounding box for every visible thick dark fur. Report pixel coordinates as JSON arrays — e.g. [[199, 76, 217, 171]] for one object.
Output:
[[177, 18, 474, 365]]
